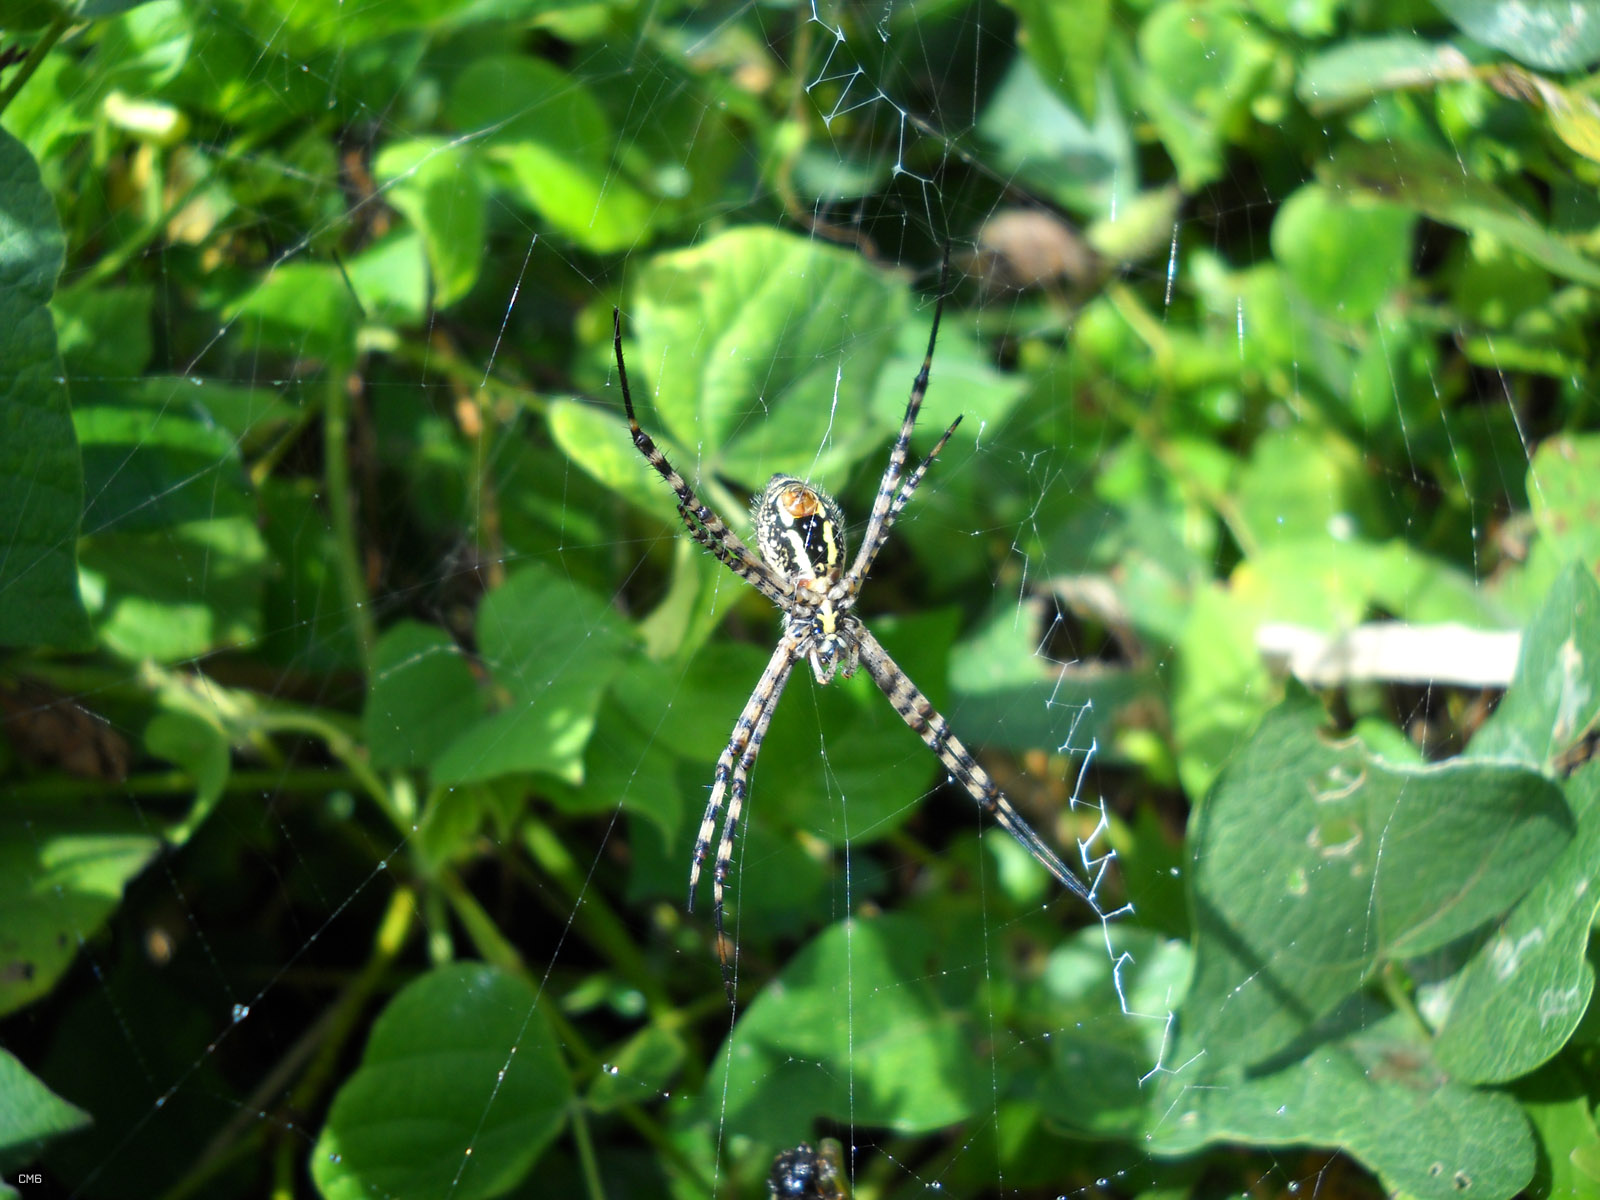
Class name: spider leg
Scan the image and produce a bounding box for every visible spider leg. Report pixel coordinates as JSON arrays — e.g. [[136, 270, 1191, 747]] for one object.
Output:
[[613, 309, 792, 606], [854, 627, 1093, 905], [688, 635, 799, 1001], [846, 411, 962, 588], [846, 250, 952, 584]]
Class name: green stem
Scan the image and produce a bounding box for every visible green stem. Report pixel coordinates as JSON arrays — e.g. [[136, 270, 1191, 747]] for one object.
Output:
[[269, 885, 418, 1195], [521, 820, 672, 1014], [0, 12, 71, 119], [250, 711, 392, 820], [570, 1100, 608, 1200], [323, 371, 376, 672], [4, 767, 359, 801], [438, 873, 712, 1195]]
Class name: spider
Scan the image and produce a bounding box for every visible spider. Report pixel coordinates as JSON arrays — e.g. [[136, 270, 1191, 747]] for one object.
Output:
[[612, 262, 1092, 998], [768, 1140, 848, 1199]]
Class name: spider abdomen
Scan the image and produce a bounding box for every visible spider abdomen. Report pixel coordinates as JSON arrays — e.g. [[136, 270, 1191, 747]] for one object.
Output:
[[754, 474, 847, 586]]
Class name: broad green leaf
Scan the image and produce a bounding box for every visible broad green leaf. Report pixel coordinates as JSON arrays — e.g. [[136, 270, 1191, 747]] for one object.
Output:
[[1435, 763, 1600, 1082], [0, 1046, 90, 1156], [364, 621, 484, 771], [712, 912, 989, 1140], [999, 0, 1109, 119], [52, 282, 154, 376], [225, 263, 361, 367], [1468, 561, 1600, 770], [949, 598, 1136, 758], [449, 56, 651, 253], [374, 139, 486, 307], [866, 316, 1030, 448], [312, 963, 571, 1200], [1433, 0, 1600, 71], [0, 126, 90, 649], [1516, 1060, 1600, 1199], [541, 697, 683, 848], [80, 0, 166, 16], [1136, 6, 1274, 190], [430, 564, 632, 785], [143, 709, 231, 844], [74, 382, 268, 661], [1035, 928, 1190, 1138], [1496, 65, 1600, 164], [1297, 36, 1480, 113], [1173, 539, 1503, 797], [1234, 424, 1391, 545], [344, 230, 428, 326], [1181, 692, 1572, 1068], [1528, 436, 1600, 592], [630, 228, 906, 490], [1272, 184, 1415, 322], [1151, 1010, 1536, 1199], [585, 1025, 686, 1114], [1321, 141, 1600, 289], [548, 397, 679, 526], [0, 800, 160, 1017], [976, 57, 1134, 217]]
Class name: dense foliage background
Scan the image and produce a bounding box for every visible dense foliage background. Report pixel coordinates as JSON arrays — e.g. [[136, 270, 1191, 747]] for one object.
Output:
[[5, 0, 1600, 1196]]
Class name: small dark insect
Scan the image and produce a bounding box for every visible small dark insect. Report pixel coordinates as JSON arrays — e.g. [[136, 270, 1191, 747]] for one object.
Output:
[[614, 256, 1092, 999]]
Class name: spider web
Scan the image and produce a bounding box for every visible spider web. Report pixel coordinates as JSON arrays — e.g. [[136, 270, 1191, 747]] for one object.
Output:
[[2, 0, 1590, 1198]]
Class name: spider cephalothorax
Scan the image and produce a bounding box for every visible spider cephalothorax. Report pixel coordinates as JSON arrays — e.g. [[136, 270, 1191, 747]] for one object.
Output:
[[612, 259, 1093, 1001]]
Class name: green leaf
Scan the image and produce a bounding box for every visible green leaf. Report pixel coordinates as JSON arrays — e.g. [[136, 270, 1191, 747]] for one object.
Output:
[[1035, 927, 1190, 1138], [0, 799, 161, 1018], [430, 564, 632, 785], [0, 126, 91, 649], [1435, 763, 1600, 1082], [344, 230, 428, 327], [1468, 561, 1600, 770], [311, 963, 571, 1200], [52, 282, 154, 376], [364, 621, 484, 771], [1272, 184, 1415, 322], [1433, 0, 1600, 71], [0, 1045, 90, 1157], [225, 263, 360, 367], [1234, 424, 1392, 545], [1173, 540, 1503, 797], [1516, 1060, 1600, 1199], [977, 56, 1134, 217], [949, 598, 1135, 758], [712, 913, 988, 1141], [630, 228, 907, 491], [1297, 36, 1482, 114], [1528, 436, 1600, 593], [1321, 140, 1600, 289], [540, 696, 683, 849], [998, 0, 1109, 119], [1181, 691, 1572, 1068], [585, 1025, 686, 1114], [1151, 1010, 1536, 1200], [74, 381, 269, 661], [143, 709, 231, 844], [374, 139, 486, 308], [448, 56, 651, 253], [1135, 6, 1274, 190], [80, 0, 166, 17], [548, 397, 678, 526]]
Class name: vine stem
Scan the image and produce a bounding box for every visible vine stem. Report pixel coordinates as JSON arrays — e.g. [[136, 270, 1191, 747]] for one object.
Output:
[[323, 371, 377, 672], [0, 12, 72, 120]]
